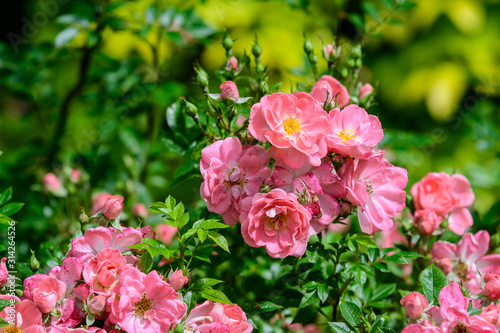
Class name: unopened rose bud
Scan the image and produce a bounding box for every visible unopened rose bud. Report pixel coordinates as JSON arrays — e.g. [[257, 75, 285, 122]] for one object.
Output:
[[88, 295, 107, 315], [80, 210, 89, 224], [30, 250, 40, 272], [133, 203, 148, 218], [484, 274, 500, 300], [195, 66, 209, 88], [43, 173, 62, 194], [400, 292, 428, 320], [222, 33, 233, 50], [414, 209, 442, 235], [226, 56, 238, 72], [358, 83, 374, 100], [167, 269, 188, 291], [303, 37, 314, 54], [481, 303, 500, 329], [323, 44, 336, 61], [70, 169, 81, 184], [435, 257, 452, 275], [181, 98, 198, 117], [102, 195, 124, 220], [220, 81, 239, 101], [252, 40, 262, 58], [352, 45, 362, 58], [308, 53, 319, 65], [339, 201, 352, 217]]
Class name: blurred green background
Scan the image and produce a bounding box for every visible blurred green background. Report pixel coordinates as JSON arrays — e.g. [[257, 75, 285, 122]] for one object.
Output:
[[0, 0, 500, 256]]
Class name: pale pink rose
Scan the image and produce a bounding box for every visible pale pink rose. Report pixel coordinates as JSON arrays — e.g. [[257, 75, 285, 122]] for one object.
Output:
[[323, 44, 335, 60], [414, 209, 442, 235], [220, 81, 239, 101], [108, 267, 186, 333], [358, 83, 374, 100], [340, 154, 408, 234], [248, 92, 331, 170], [325, 105, 383, 159], [0, 257, 8, 287], [167, 269, 188, 291], [32, 276, 66, 313], [83, 248, 127, 295], [481, 303, 500, 329], [0, 298, 45, 333], [157, 223, 178, 245], [184, 301, 252, 333], [44, 173, 62, 194], [411, 172, 474, 235], [239, 189, 311, 258], [431, 231, 500, 296], [271, 161, 346, 234], [71, 226, 143, 263], [91, 192, 111, 213], [88, 294, 108, 315], [200, 137, 271, 225], [310, 75, 349, 108], [226, 56, 238, 71], [102, 195, 124, 220], [400, 292, 428, 320], [132, 203, 148, 218], [70, 169, 81, 183], [484, 274, 500, 300]]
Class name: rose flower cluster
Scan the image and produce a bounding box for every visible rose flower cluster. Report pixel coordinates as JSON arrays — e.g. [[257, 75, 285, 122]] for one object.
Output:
[[0, 203, 253, 333], [200, 75, 409, 258]]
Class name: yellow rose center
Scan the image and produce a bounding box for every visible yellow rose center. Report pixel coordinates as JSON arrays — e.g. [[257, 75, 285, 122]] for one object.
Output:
[[282, 118, 301, 136], [335, 127, 357, 143], [266, 213, 287, 231], [134, 294, 154, 317], [4, 326, 21, 333]]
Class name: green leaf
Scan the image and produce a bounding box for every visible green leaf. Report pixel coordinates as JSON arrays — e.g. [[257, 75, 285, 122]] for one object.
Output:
[[361, 1, 380, 20], [165, 196, 176, 210], [399, 290, 411, 298], [193, 219, 229, 230], [256, 301, 283, 312], [329, 322, 353, 333], [55, 26, 80, 48], [142, 238, 160, 247], [371, 284, 396, 302], [0, 202, 24, 216], [352, 234, 378, 248], [184, 291, 197, 313], [139, 252, 153, 273], [191, 278, 224, 290], [317, 283, 329, 303], [109, 218, 123, 233], [200, 289, 232, 304], [0, 317, 10, 327], [0, 299, 14, 312], [172, 203, 185, 220], [146, 246, 160, 258], [197, 229, 208, 243], [208, 231, 230, 253], [128, 243, 150, 250], [178, 213, 190, 229], [339, 299, 361, 328], [348, 13, 365, 30], [419, 265, 447, 303], [300, 290, 319, 308], [159, 248, 171, 259], [0, 188, 12, 207]]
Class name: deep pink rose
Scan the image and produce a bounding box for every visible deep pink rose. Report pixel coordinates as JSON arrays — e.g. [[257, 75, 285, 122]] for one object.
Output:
[[484, 274, 500, 300], [481, 303, 500, 329], [200, 137, 271, 225], [220, 81, 239, 101], [400, 292, 428, 320], [167, 269, 188, 291], [248, 92, 331, 170], [240, 189, 311, 258], [91, 192, 111, 213], [310, 75, 349, 108], [33, 276, 66, 313], [340, 154, 408, 234], [414, 209, 442, 235], [411, 172, 474, 235], [102, 195, 124, 220], [326, 104, 383, 159], [358, 83, 374, 100], [0, 257, 8, 287]]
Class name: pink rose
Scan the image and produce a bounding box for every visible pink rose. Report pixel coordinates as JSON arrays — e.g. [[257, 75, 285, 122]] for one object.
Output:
[[481, 303, 500, 329], [310, 75, 349, 108], [70, 169, 81, 183], [400, 292, 429, 320], [44, 173, 62, 194], [200, 137, 271, 225], [157, 223, 178, 245], [226, 56, 238, 71], [167, 269, 188, 291], [83, 248, 127, 294], [414, 209, 442, 235], [132, 203, 148, 218], [88, 294, 108, 315], [484, 274, 500, 300], [411, 172, 474, 235], [91, 192, 111, 213], [102, 195, 124, 220], [358, 83, 373, 100], [220, 81, 239, 101], [184, 301, 252, 333], [326, 104, 383, 159], [435, 257, 452, 275], [240, 189, 311, 258], [0, 257, 8, 287], [33, 276, 66, 313], [0, 298, 44, 332], [222, 303, 254, 332], [248, 92, 331, 170]]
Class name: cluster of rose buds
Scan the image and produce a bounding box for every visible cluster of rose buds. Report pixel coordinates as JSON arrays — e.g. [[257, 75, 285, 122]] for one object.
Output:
[[200, 75, 409, 258]]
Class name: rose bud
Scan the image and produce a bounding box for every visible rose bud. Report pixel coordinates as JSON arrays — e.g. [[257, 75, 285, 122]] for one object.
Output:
[[133, 203, 148, 218], [91, 192, 111, 213], [88, 294, 107, 315], [414, 209, 442, 235], [481, 303, 500, 329], [484, 274, 500, 300], [102, 195, 124, 220], [400, 292, 429, 320], [358, 83, 374, 100], [70, 169, 81, 184], [220, 81, 239, 101], [323, 44, 336, 61], [167, 269, 188, 291], [435, 257, 452, 275], [43, 173, 62, 194], [226, 56, 238, 72]]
